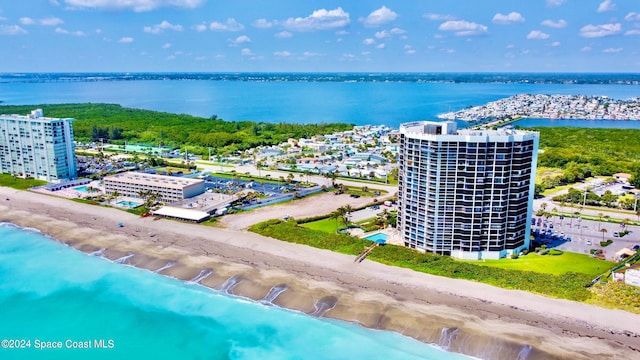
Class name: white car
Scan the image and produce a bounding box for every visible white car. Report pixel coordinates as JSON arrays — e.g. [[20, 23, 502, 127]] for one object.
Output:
[[586, 240, 592, 245]]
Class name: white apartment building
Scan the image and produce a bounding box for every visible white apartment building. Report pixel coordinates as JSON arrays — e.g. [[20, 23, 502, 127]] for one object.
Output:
[[398, 121, 539, 260], [103, 171, 205, 203], [0, 109, 77, 182]]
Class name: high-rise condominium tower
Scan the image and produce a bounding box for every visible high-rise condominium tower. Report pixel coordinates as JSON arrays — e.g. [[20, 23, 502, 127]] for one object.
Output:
[[397, 121, 539, 260], [0, 109, 77, 182]]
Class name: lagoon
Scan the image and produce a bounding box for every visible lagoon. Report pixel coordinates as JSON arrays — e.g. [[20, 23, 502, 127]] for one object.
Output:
[[1, 74, 639, 128]]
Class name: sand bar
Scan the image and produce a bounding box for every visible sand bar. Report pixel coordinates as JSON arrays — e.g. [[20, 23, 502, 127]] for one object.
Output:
[[0, 186, 639, 360]]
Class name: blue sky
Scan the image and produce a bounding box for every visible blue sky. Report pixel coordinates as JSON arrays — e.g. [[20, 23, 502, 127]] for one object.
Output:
[[1, 0, 639, 72]]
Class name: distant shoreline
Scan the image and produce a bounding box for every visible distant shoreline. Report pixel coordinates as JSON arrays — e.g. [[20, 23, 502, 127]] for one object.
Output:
[[2, 72, 640, 85]]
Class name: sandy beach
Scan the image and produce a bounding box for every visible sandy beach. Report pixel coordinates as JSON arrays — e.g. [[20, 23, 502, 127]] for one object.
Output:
[[1, 186, 639, 360]]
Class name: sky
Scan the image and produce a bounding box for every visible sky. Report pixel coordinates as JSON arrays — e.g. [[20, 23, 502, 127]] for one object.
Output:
[[0, 0, 639, 72]]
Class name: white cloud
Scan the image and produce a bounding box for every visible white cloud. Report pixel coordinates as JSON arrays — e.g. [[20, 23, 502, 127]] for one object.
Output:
[[541, 19, 567, 28], [363, 38, 375, 45], [374, 27, 406, 39], [302, 51, 321, 57], [597, 0, 616, 13], [144, 20, 183, 34], [374, 30, 388, 39], [405, 49, 416, 55], [335, 30, 349, 35], [274, 51, 291, 57], [506, 44, 515, 49], [19, 17, 36, 25], [581, 46, 592, 52], [209, 18, 244, 32], [20, 17, 63, 26], [0, 25, 27, 35], [363, 6, 397, 27], [229, 35, 251, 46], [624, 29, 640, 36], [275, 31, 292, 38], [550, 41, 561, 47], [423, 13, 455, 21], [41, 17, 64, 26], [194, 24, 207, 32], [253, 19, 272, 29], [55, 27, 85, 36], [438, 20, 488, 36], [118, 36, 134, 43], [603, 47, 623, 53], [281, 7, 350, 31], [162, 42, 171, 49], [625, 12, 640, 21], [241, 48, 254, 56], [492, 12, 525, 25], [526, 30, 550, 40], [546, 0, 566, 7], [63, 0, 204, 12], [375, 43, 385, 49], [579, 23, 621, 38]]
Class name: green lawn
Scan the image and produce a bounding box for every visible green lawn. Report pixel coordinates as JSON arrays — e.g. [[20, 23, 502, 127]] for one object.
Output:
[[300, 217, 341, 233], [474, 251, 612, 276], [0, 174, 47, 190]]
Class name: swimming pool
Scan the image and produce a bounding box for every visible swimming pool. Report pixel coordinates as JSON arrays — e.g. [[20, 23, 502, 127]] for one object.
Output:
[[364, 233, 387, 244], [74, 185, 90, 193], [116, 200, 143, 208]]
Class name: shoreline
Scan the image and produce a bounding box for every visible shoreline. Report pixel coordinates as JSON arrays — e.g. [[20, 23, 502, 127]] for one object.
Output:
[[1, 187, 639, 359]]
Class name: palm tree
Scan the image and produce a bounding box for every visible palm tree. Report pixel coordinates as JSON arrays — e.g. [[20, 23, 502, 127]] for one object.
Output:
[[334, 206, 348, 227], [597, 212, 604, 230], [336, 205, 353, 227], [600, 228, 608, 242], [540, 202, 548, 212]]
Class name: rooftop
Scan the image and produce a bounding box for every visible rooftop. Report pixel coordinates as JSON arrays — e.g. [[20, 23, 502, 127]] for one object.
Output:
[[104, 171, 204, 190]]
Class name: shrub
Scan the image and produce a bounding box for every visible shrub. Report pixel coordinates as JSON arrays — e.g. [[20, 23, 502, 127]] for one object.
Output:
[[600, 239, 613, 247], [522, 249, 529, 255], [249, 219, 594, 302], [540, 249, 550, 255], [549, 249, 564, 256], [511, 253, 519, 259]]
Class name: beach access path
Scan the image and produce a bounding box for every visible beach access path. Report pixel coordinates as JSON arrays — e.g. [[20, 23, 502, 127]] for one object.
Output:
[[1, 186, 639, 360]]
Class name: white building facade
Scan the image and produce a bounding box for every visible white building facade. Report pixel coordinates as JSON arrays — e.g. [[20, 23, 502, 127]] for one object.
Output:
[[104, 171, 205, 203], [0, 109, 77, 182], [398, 121, 539, 260]]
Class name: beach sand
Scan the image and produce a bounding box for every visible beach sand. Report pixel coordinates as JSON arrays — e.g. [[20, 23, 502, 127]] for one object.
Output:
[[1, 186, 639, 360]]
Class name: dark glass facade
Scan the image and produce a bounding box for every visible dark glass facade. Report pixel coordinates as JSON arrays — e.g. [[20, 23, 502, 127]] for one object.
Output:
[[398, 121, 539, 260]]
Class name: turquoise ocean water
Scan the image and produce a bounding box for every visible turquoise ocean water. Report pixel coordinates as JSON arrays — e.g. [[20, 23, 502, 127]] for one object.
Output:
[[0, 224, 474, 360]]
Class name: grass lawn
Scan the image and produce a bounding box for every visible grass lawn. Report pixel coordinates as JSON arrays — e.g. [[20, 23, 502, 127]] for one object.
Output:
[[474, 251, 612, 276], [536, 166, 563, 183], [0, 174, 47, 190], [300, 217, 341, 233], [154, 166, 193, 175]]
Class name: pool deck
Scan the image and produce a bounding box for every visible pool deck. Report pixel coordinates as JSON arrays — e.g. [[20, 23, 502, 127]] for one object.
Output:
[[359, 227, 403, 246], [32, 181, 103, 199]]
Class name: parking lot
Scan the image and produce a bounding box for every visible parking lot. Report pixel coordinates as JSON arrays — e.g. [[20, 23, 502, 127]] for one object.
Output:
[[531, 216, 639, 261]]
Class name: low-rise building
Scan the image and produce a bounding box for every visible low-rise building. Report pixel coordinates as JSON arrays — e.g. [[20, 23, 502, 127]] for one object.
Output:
[[103, 171, 205, 203]]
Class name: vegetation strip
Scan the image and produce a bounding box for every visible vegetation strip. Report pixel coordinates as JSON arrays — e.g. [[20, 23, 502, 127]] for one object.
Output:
[[249, 219, 595, 302]]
